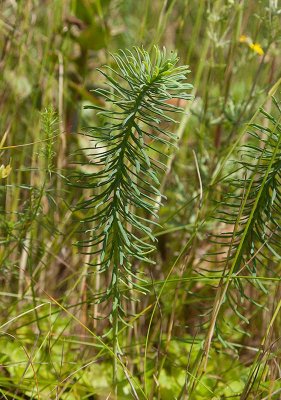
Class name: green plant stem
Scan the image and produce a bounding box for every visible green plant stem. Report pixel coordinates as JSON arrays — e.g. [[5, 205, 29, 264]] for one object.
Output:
[[108, 77, 159, 394]]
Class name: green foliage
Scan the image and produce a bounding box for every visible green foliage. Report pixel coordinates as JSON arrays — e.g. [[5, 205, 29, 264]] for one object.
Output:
[[214, 96, 281, 310], [1, 0, 281, 399], [75, 47, 192, 317], [40, 106, 58, 177]]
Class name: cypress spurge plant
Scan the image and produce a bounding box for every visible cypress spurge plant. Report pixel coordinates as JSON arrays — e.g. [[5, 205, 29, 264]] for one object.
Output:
[[194, 95, 281, 392], [182, 93, 281, 398], [75, 47, 193, 391]]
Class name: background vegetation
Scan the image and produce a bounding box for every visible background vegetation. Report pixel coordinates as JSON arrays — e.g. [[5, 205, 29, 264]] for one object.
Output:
[[0, 0, 281, 399]]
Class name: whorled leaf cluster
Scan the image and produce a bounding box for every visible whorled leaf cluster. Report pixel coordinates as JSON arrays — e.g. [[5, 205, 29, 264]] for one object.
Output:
[[74, 47, 193, 315], [214, 96, 281, 309]]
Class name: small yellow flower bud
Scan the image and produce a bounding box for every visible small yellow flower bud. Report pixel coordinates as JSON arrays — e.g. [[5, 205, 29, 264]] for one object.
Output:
[[0, 164, 12, 179], [239, 35, 250, 43]]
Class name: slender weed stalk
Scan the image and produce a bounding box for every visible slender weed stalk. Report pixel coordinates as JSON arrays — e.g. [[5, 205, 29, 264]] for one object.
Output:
[[74, 46, 193, 392]]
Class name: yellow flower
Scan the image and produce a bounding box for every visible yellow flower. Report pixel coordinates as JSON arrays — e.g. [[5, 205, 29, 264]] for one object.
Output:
[[249, 43, 264, 56], [239, 35, 250, 43], [0, 164, 12, 179], [239, 34, 264, 56]]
